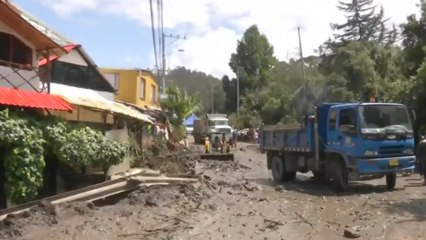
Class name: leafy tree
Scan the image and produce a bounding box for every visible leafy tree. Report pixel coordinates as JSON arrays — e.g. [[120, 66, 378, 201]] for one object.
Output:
[[401, 1, 426, 76], [317, 0, 407, 105], [221, 75, 238, 113], [227, 25, 278, 127], [160, 86, 202, 139], [229, 25, 277, 93]]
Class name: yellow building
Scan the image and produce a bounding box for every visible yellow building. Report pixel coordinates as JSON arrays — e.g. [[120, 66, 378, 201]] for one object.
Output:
[[100, 68, 159, 109]]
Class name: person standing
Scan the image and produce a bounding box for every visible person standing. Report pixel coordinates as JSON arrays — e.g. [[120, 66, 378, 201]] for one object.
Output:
[[232, 130, 238, 148]]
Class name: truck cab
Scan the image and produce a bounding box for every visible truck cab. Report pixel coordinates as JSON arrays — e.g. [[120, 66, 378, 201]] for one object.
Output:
[[321, 103, 415, 182]]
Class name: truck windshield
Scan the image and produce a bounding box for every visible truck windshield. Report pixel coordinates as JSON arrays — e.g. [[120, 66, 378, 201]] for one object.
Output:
[[212, 120, 228, 126], [359, 105, 413, 136]]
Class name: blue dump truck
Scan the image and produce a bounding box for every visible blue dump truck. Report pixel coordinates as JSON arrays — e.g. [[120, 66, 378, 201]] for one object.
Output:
[[259, 102, 416, 191]]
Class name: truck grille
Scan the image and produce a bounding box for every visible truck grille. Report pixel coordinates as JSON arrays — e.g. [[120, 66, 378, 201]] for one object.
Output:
[[378, 145, 404, 155]]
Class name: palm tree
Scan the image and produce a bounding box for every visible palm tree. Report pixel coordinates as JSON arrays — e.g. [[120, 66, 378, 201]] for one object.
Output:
[[160, 86, 201, 139]]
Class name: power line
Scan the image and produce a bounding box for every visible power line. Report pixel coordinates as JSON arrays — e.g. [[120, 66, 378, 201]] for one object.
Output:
[[156, 0, 163, 72], [149, 0, 158, 71]]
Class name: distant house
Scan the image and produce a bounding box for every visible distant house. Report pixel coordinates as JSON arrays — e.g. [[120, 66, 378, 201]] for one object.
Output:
[[0, 0, 72, 111], [100, 68, 160, 110]]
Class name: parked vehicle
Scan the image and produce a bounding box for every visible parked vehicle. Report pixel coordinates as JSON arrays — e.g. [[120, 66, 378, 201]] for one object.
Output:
[[259, 102, 416, 191], [193, 114, 233, 144]]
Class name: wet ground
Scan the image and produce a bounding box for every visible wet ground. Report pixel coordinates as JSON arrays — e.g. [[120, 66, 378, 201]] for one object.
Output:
[[1, 142, 426, 240]]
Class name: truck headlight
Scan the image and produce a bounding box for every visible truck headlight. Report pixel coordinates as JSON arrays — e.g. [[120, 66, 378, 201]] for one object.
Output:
[[364, 150, 378, 156], [403, 149, 414, 154]]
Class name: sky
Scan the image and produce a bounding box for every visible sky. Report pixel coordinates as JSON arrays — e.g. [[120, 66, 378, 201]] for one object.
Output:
[[13, 0, 420, 79]]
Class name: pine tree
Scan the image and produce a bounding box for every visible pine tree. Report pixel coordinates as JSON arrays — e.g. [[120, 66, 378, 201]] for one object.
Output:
[[331, 0, 387, 42]]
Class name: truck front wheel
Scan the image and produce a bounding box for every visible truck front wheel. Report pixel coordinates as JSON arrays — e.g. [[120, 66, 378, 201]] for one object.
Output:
[[331, 159, 348, 192], [271, 156, 296, 182], [385, 173, 396, 190]]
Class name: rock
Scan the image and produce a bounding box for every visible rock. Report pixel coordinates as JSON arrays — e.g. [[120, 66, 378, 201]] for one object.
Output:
[[344, 228, 361, 238]]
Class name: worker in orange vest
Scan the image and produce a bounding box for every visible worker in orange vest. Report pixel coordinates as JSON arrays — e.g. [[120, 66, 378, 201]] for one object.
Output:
[[204, 136, 210, 153]]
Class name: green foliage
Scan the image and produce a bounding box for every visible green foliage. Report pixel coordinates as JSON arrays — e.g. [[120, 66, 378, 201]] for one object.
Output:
[[166, 67, 225, 114], [160, 86, 201, 127], [224, 24, 278, 127], [167, 0, 426, 135], [0, 109, 127, 203], [0, 109, 45, 203], [331, 0, 390, 43], [220, 0, 420, 129]]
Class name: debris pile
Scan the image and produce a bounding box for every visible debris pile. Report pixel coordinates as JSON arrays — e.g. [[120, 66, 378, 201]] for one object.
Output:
[[143, 137, 200, 175]]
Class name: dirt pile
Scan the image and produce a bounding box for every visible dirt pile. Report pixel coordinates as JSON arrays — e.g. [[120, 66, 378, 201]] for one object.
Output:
[[0, 181, 214, 240], [145, 151, 198, 176], [0, 200, 57, 239], [143, 137, 200, 176]]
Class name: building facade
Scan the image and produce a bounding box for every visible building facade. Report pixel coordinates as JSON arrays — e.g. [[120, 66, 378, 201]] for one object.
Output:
[[100, 68, 159, 109]]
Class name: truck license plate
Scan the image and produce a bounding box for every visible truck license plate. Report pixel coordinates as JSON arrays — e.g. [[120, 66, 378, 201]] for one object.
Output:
[[389, 159, 399, 166]]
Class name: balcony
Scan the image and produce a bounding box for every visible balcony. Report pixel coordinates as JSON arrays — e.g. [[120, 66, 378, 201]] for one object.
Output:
[[0, 59, 47, 92]]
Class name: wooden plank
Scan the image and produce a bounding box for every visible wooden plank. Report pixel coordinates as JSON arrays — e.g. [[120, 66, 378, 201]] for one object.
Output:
[[130, 176, 198, 183]]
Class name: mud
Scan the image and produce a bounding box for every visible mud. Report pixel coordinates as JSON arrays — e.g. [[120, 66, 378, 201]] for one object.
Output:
[[1, 142, 426, 240], [143, 137, 199, 175]]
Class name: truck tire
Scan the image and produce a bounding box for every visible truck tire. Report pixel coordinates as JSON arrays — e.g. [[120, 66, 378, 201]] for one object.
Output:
[[312, 171, 325, 182], [271, 156, 296, 182], [331, 159, 348, 192], [385, 173, 396, 190]]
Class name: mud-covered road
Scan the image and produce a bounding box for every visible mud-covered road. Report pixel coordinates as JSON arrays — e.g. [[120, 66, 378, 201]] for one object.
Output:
[[1, 142, 426, 240]]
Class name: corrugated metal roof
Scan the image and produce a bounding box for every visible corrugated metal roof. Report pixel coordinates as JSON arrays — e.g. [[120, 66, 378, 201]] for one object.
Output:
[[50, 83, 153, 124], [0, 86, 73, 111]]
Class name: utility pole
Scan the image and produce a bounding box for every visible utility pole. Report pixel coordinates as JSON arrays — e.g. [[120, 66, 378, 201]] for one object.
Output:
[[297, 26, 309, 117], [211, 84, 214, 114], [236, 69, 240, 117], [297, 26, 306, 82], [236, 66, 240, 122], [161, 33, 186, 96]]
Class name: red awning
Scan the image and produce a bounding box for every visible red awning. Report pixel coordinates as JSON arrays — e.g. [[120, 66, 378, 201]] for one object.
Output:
[[0, 86, 73, 111]]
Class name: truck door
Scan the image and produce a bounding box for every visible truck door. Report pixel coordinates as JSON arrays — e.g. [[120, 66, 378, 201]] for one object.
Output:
[[328, 107, 359, 155]]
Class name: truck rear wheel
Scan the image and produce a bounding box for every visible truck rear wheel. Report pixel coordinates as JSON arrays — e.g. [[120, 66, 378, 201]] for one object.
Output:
[[385, 173, 396, 190], [271, 156, 296, 183], [331, 159, 348, 192]]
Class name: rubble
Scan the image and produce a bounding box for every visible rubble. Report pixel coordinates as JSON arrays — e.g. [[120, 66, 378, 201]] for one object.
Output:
[[1, 142, 426, 240], [343, 228, 361, 238]]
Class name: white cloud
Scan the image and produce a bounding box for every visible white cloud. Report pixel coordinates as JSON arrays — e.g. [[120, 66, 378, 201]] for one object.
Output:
[[37, 0, 419, 78]]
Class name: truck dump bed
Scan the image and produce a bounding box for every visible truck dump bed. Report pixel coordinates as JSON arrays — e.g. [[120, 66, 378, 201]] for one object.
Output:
[[260, 124, 314, 152]]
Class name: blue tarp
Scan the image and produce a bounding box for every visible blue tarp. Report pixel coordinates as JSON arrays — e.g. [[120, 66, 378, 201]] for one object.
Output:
[[185, 114, 199, 126]]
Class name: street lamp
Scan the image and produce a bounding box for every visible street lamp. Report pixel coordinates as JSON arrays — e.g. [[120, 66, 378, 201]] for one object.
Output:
[[165, 48, 185, 57]]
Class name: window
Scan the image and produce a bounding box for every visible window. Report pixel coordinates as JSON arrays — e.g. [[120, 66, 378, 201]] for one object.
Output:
[[50, 62, 114, 92], [0, 32, 32, 66], [103, 73, 120, 92], [359, 105, 412, 131], [329, 110, 336, 130], [139, 78, 146, 99], [150, 84, 156, 103], [338, 108, 357, 127]]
